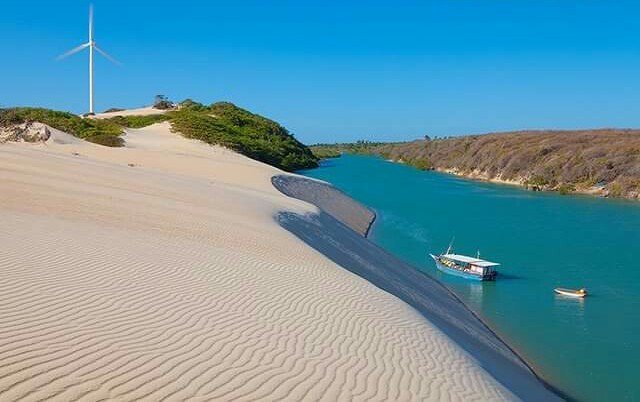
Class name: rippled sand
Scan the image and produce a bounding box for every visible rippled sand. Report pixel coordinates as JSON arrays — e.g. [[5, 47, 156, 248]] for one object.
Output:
[[0, 122, 517, 401]]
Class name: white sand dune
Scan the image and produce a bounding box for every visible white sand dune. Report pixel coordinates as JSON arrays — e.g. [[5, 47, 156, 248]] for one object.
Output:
[[91, 106, 169, 118], [0, 122, 518, 400]]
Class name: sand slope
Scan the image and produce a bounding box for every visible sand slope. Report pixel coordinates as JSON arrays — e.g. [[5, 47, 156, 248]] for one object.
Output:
[[90, 106, 169, 118], [0, 123, 517, 401]]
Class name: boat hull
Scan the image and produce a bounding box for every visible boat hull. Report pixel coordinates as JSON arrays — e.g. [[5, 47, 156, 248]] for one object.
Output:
[[430, 254, 495, 281], [554, 288, 587, 298]]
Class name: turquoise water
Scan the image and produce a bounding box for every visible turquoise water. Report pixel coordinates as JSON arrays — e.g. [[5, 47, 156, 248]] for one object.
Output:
[[302, 154, 640, 402]]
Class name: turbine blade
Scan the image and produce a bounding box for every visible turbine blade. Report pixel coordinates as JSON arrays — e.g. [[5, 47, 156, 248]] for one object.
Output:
[[94, 45, 121, 65], [56, 43, 90, 60]]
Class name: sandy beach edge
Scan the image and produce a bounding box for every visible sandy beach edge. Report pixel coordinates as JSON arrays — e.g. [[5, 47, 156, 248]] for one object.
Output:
[[271, 174, 571, 402]]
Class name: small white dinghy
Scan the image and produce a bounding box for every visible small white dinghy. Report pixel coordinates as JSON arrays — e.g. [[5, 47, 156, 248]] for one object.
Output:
[[554, 288, 588, 298]]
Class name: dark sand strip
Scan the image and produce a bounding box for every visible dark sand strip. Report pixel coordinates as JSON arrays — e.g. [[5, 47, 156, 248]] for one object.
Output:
[[272, 175, 375, 237], [273, 174, 568, 401]]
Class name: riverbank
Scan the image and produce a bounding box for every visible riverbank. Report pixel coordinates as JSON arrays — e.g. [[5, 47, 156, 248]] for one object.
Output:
[[272, 174, 566, 401], [310, 128, 640, 201], [431, 166, 610, 198], [1, 117, 525, 400]]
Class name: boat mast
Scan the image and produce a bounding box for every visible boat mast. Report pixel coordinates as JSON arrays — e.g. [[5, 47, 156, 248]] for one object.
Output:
[[445, 237, 455, 254]]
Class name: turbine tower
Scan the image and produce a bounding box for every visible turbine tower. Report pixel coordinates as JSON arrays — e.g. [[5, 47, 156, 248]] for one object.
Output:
[[57, 4, 119, 115]]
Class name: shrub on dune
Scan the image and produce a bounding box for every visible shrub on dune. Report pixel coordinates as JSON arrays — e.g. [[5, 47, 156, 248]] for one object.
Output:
[[0, 107, 124, 147], [169, 102, 318, 171], [0, 101, 319, 171], [104, 114, 171, 128]]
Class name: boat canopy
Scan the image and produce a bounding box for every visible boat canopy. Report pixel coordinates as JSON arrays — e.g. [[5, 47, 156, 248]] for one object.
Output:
[[442, 253, 500, 267]]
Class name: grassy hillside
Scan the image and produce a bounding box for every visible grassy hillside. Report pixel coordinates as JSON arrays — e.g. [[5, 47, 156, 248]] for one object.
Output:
[[0, 102, 318, 171], [103, 114, 171, 129], [0, 107, 124, 146], [313, 130, 640, 199], [169, 101, 318, 171]]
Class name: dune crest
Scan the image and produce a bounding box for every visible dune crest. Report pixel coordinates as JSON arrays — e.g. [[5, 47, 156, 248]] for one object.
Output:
[[91, 106, 169, 118], [0, 121, 518, 400]]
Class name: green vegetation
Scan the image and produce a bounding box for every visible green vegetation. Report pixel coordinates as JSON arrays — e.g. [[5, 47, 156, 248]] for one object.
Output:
[[84, 134, 125, 147], [0, 101, 318, 171], [0, 107, 124, 146], [178, 98, 208, 112], [169, 102, 317, 171], [558, 183, 576, 195], [315, 130, 640, 200], [309, 145, 341, 159], [104, 114, 171, 128], [310, 140, 388, 159], [411, 158, 434, 171], [153, 94, 174, 110], [526, 175, 550, 188]]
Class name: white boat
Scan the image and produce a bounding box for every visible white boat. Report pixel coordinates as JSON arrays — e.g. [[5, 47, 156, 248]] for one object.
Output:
[[554, 288, 588, 298], [429, 240, 499, 281], [430, 253, 499, 281]]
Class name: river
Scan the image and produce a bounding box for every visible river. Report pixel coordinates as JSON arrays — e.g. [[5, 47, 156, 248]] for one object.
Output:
[[302, 154, 640, 402]]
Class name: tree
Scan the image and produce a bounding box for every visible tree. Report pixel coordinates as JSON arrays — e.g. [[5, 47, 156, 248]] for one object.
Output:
[[153, 95, 174, 110]]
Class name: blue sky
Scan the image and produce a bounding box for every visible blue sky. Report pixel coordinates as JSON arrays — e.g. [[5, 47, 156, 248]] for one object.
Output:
[[1, 0, 640, 144]]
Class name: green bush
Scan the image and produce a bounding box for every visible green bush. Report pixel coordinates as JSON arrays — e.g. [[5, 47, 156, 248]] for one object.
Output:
[[104, 114, 171, 128], [178, 99, 208, 112], [0, 107, 124, 147], [0, 108, 21, 126], [528, 175, 549, 187], [153, 95, 174, 110], [410, 158, 433, 170], [310, 146, 341, 159], [558, 183, 576, 195], [170, 102, 318, 171], [309, 140, 388, 157], [1, 102, 320, 170], [86, 134, 125, 147], [608, 182, 624, 197]]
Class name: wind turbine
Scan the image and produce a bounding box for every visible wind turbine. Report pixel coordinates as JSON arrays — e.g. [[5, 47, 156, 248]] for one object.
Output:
[[57, 4, 120, 115]]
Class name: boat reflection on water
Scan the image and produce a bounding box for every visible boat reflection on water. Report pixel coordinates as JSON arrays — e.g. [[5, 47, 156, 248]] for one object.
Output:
[[553, 291, 586, 322], [428, 264, 490, 308], [465, 281, 486, 305]]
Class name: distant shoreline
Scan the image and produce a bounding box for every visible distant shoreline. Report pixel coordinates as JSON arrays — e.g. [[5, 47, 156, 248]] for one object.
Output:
[[272, 173, 569, 401], [310, 128, 640, 202], [319, 154, 636, 203], [430, 165, 615, 200]]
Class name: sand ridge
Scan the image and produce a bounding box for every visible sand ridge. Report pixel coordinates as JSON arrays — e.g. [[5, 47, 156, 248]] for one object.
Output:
[[90, 106, 169, 118], [0, 121, 517, 400]]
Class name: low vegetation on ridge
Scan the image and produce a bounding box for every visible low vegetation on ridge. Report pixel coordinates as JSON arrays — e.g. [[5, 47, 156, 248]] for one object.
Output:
[[0, 100, 318, 171], [312, 130, 640, 200], [169, 101, 318, 171], [103, 114, 171, 129], [0, 107, 124, 146], [310, 141, 388, 159]]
